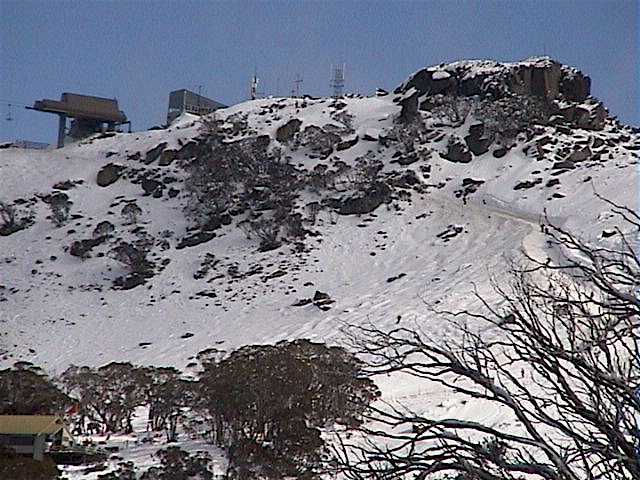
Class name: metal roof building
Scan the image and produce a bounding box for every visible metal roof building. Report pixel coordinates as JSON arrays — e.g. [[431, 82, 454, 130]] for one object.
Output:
[[167, 89, 226, 125], [27, 93, 129, 148], [0, 415, 74, 460]]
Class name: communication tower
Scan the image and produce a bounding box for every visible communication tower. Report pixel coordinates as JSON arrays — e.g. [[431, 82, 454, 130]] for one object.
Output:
[[330, 63, 346, 98]]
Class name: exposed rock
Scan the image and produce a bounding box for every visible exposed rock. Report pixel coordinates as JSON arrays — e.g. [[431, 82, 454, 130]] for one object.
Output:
[[53, 179, 80, 191], [96, 163, 125, 187], [552, 160, 576, 170], [175, 141, 200, 161], [92, 221, 115, 239], [398, 90, 420, 123], [292, 298, 313, 307], [390, 170, 420, 189], [386, 273, 407, 283], [69, 237, 106, 258], [492, 146, 508, 158], [464, 123, 493, 156], [158, 150, 177, 166], [312, 290, 334, 310], [397, 57, 591, 104], [455, 178, 485, 201], [176, 230, 216, 249], [276, 119, 302, 142], [296, 126, 341, 158], [560, 72, 591, 102], [514, 178, 543, 190], [574, 102, 607, 130], [141, 178, 164, 197], [144, 142, 167, 164], [336, 136, 359, 151], [113, 273, 147, 290], [330, 182, 392, 215], [546, 178, 561, 187], [442, 137, 472, 163], [436, 224, 464, 242], [568, 146, 592, 163], [391, 153, 419, 166]]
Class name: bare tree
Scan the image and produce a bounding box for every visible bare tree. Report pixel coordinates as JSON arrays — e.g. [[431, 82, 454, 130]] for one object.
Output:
[[121, 202, 142, 225], [0, 200, 34, 236], [336, 201, 640, 480], [49, 192, 71, 226]]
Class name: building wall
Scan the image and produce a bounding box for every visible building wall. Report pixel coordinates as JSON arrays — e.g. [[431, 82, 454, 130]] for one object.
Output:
[[167, 90, 226, 125], [0, 433, 45, 459]]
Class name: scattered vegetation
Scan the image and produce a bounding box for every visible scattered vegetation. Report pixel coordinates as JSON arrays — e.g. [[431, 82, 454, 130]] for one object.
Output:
[[1, 341, 376, 478], [0, 200, 34, 236], [0, 361, 70, 415], [196, 340, 379, 479]]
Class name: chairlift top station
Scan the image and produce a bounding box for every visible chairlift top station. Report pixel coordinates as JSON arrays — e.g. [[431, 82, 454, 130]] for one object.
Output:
[[27, 93, 129, 148]]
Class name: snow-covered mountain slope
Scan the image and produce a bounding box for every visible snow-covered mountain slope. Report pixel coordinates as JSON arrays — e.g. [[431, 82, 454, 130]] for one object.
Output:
[[0, 58, 637, 379]]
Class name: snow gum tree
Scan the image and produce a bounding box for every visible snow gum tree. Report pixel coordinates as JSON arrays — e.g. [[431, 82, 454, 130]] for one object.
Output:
[[195, 339, 380, 479], [61, 362, 148, 434], [0, 361, 70, 415]]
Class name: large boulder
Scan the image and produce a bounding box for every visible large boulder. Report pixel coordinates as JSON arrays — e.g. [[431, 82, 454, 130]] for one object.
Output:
[[464, 123, 493, 156], [158, 150, 177, 166], [330, 182, 392, 215], [296, 126, 341, 158], [96, 163, 125, 187], [560, 72, 591, 102], [141, 177, 164, 197], [442, 137, 472, 163], [276, 119, 302, 142], [574, 102, 607, 130], [398, 90, 420, 123], [92, 221, 115, 239], [144, 142, 168, 164], [398, 69, 457, 97]]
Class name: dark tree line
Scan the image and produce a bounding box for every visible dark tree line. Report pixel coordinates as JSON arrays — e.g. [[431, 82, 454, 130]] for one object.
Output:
[[196, 340, 379, 479], [0, 361, 70, 415], [1, 340, 378, 479]]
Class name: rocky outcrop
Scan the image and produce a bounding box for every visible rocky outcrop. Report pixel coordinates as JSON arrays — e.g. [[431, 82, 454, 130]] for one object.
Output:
[[92, 221, 115, 239], [96, 163, 125, 187], [144, 142, 168, 164], [336, 136, 359, 151], [158, 150, 177, 166], [442, 137, 472, 163], [276, 119, 302, 142], [176, 230, 216, 249], [141, 177, 164, 197], [396, 58, 608, 131], [397, 57, 591, 103], [69, 237, 106, 258], [398, 90, 420, 123], [329, 182, 392, 215], [464, 123, 493, 156], [296, 126, 341, 158]]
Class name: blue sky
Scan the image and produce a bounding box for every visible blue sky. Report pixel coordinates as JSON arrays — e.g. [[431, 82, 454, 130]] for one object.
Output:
[[1, 0, 637, 144]]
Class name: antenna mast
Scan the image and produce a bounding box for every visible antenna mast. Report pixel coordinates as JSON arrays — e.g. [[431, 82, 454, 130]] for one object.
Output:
[[293, 74, 303, 98], [250, 69, 260, 100], [330, 63, 346, 98]]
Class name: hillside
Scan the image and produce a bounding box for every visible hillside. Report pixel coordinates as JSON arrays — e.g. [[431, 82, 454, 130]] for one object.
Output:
[[0, 56, 637, 380]]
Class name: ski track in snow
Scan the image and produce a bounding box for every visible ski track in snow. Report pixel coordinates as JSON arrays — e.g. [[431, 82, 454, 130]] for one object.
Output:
[[0, 91, 637, 473]]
